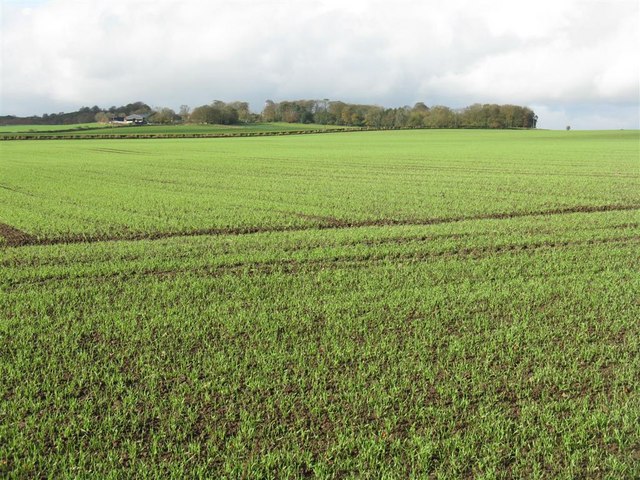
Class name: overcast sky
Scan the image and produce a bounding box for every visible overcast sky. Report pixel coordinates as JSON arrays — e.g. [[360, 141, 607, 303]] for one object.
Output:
[[1, 0, 638, 129]]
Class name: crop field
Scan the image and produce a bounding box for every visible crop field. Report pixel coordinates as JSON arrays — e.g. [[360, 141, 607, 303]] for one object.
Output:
[[1, 130, 639, 477], [0, 122, 355, 140], [0, 123, 108, 133]]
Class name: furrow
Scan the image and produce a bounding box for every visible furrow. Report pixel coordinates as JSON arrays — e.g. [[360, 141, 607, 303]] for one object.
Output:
[[5, 236, 638, 289], [2, 204, 638, 248]]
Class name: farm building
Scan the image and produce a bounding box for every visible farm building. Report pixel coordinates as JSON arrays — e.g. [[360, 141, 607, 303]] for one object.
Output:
[[110, 114, 148, 125], [124, 114, 147, 125]]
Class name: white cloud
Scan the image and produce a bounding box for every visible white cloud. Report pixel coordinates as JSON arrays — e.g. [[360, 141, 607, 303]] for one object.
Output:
[[1, 0, 638, 128]]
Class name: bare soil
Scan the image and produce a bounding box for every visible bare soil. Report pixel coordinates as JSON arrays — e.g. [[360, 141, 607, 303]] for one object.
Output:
[[0, 223, 37, 247]]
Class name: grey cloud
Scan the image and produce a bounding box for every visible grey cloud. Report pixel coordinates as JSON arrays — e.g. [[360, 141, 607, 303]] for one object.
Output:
[[1, 0, 638, 129]]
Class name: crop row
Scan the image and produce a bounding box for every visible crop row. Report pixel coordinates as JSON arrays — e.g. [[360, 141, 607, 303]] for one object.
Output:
[[0, 125, 536, 141], [1, 130, 638, 240], [3, 208, 637, 284], [2, 129, 638, 477], [0, 128, 359, 141], [2, 219, 638, 477]]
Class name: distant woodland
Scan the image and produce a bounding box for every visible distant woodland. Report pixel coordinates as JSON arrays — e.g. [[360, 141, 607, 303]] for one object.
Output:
[[0, 99, 538, 129]]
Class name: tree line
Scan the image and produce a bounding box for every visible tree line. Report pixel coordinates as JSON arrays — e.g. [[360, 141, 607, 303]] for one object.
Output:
[[1, 99, 537, 129], [0, 102, 154, 126], [260, 100, 537, 129]]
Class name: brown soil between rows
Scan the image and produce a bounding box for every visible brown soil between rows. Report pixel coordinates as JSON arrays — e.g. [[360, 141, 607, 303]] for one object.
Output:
[[6, 235, 638, 289], [0, 223, 37, 247], [1, 203, 638, 248]]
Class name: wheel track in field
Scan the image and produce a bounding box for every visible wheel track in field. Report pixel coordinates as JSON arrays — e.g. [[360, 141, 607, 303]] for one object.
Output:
[[0, 223, 37, 247], [4, 235, 639, 288], [1, 203, 639, 247]]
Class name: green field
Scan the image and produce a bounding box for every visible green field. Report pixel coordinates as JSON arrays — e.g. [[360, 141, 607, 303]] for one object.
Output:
[[0, 123, 109, 133], [0, 122, 355, 139], [1, 130, 639, 477]]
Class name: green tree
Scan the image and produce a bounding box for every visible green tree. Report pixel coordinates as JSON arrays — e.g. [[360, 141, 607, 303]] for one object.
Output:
[[190, 105, 213, 124], [426, 106, 455, 128], [150, 107, 177, 124], [94, 111, 111, 123], [262, 100, 277, 122], [364, 106, 384, 128], [178, 105, 190, 123], [228, 102, 250, 123]]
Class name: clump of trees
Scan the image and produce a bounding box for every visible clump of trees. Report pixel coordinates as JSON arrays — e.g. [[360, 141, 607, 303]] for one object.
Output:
[[188, 101, 251, 125], [148, 108, 177, 124], [259, 99, 538, 129], [93, 101, 253, 126], [458, 103, 538, 129], [1, 99, 537, 129]]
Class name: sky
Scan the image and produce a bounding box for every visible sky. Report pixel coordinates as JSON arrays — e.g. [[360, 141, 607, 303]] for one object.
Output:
[[1, 0, 638, 129]]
